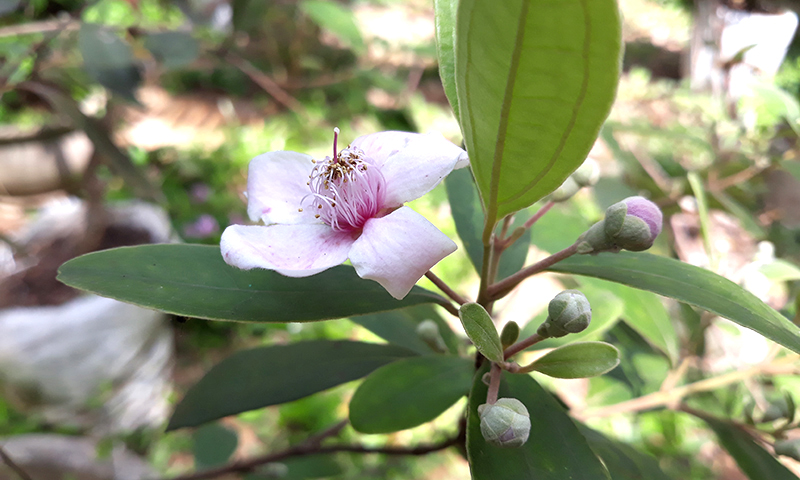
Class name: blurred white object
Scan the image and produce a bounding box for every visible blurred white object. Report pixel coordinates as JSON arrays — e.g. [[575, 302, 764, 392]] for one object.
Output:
[[0, 296, 172, 434], [0, 434, 156, 480]]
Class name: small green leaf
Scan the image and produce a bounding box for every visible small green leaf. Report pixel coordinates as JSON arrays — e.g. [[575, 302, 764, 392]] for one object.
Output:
[[144, 31, 199, 69], [445, 168, 530, 278], [349, 356, 473, 434], [759, 260, 800, 282], [434, 0, 459, 120], [500, 321, 520, 348], [350, 304, 460, 355], [701, 414, 799, 480], [688, 171, 713, 267], [79, 23, 141, 101], [57, 245, 443, 323], [467, 363, 610, 479], [300, 0, 365, 53], [456, 0, 621, 223], [549, 252, 800, 354], [459, 303, 504, 363], [193, 423, 238, 469], [169, 341, 416, 430], [524, 341, 619, 378]]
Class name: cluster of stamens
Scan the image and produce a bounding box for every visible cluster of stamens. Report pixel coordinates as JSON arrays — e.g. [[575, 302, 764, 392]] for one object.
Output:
[[300, 129, 385, 231]]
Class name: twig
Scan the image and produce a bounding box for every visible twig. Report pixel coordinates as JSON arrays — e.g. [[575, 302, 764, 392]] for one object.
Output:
[[523, 201, 554, 230], [0, 18, 79, 38], [576, 355, 800, 420], [486, 362, 502, 405], [503, 332, 545, 360], [488, 244, 579, 300], [162, 426, 463, 480], [0, 445, 33, 480], [227, 54, 308, 118], [433, 296, 459, 317], [425, 271, 468, 305]]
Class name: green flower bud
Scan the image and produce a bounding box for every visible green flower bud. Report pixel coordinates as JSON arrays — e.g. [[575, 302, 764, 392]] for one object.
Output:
[[478, 398, 531, 447], [775, 438, 800, 461], [575, 196, 662, 254], [572, 159, 600, 187], [551, 176, 580, 202], [537, 290, 591, 338], [500, 321, 520, 348], [416, 319, 447, 353]]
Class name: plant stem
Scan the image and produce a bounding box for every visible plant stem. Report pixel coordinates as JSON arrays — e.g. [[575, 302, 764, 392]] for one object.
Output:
[[0, 445, 33, 480], [523, 201, 554, 230], [425, 271, 468, 305], [486, 362, 502, 405], [163, 421, 464, 480], [503, 332, 545, 359], [576, 355, 799, 420], [476, 243, 494, 308], [489, 243, 579, 300]]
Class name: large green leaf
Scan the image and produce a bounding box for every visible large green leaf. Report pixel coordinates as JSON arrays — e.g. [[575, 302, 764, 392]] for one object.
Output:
[[577, 424, 671, 480], [79, 23, 141, 101], [456, 0, 621, 227], [144, 31, 199, 69], [701, 414, 799, 480], [434, 0, 460, 120], [349, 356, 473, 434], [524, 341, 620, 378], [169, 341, 416, 430], [193, 423, 238, 469], [351, 304, 460, 355], [549, 252, 800, 354], [467, 363, 610, 479], [57, 244, 443, 323], [445, 167, 530, 278]]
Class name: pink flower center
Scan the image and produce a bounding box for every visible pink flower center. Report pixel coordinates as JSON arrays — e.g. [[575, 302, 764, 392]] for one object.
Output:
[[303, 143, 386, 232]]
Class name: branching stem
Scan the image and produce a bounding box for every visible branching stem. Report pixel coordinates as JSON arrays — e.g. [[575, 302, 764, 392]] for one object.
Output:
[[425, 271, 468, 306], [489, 244, 579, 300], [486, 362, 502, 405]]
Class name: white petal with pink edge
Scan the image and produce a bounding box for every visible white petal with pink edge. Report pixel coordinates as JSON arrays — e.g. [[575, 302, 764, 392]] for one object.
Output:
[[221, 224, 354, 277], [246, 151, 317, 225], [353, 131, 467, 207], [348, 206, 457, 299]]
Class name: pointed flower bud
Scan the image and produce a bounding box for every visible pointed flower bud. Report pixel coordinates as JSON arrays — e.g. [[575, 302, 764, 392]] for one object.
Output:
[[576, 196, 662, 254], [416, 319, 448, 353], [537, 290, 591, 338], [478, 398, 531, 447], [550, 176, 580, 202], [572, 158, 600, 187]]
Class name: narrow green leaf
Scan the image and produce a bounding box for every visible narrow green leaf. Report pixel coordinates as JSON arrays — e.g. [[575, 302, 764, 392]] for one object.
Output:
[[445, 168, 530, 278], [759, 259, 800, 282], [79, 23, 141, 101], [524, 341, 619, 378], [549, 252, 800, 354], [459, 303, 503, 363], [57, 244, 442, 323], [169, 341, 416, 430], [467, 363, 610, 480], [349, 356, 473, 434], [577, 424, 672, 480], [701, 414, 799, 480], [456, 0, 621, 222], [351, 304, 460, 355], [193, 423, 238, 469], [688, 171, 714, 268], [300, 0, 365, 53], [144, 31, 199, 69], [434, 0, 459, 119]]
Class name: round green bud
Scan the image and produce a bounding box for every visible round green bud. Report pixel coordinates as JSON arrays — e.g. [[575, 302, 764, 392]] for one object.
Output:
[[551, 176, 580, 202], [478, 398, 531, 448], [572, 159, 600, 187], [500, 321, 521, 348], [537, 290, 591, 338]]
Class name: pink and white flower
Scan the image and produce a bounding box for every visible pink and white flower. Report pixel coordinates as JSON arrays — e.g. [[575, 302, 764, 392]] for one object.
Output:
[[221, 129, 468, 299]]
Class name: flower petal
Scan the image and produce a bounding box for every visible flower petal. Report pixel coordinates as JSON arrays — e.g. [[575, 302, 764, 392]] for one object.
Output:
[[221, 224, 354, 277], [348, 206, 457, 299], [246, 151, 317, 225], [352, 131, 468, 207]]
